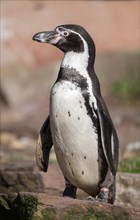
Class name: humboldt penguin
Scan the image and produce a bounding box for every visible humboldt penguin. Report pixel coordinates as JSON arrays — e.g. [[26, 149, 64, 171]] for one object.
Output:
[[33, 24, 119, 204]]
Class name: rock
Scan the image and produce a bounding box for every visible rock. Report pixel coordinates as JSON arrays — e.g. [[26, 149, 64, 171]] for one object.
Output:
[[0, 193, 139, 220], [0, 132, 16, 146], [0, 131, 37, 163], [1, 162, 139, 209], [123, 141, 140, 159], [0, 193, 38, 220], [0, 132, 36, 150], [0, 162, 45, 193], [126, 141, 140, 151], [116, 172, 140, 208]]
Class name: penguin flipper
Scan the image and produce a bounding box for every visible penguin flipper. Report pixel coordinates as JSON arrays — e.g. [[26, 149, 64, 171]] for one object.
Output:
[[36, 116, 53, 172], [96, 98, 119, 176]]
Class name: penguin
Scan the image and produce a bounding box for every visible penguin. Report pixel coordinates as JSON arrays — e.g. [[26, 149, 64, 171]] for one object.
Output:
[[33, 24, 119, 204]]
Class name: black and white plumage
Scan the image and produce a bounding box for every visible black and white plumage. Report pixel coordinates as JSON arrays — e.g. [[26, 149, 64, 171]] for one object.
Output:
[[33, 24, 119, 204]]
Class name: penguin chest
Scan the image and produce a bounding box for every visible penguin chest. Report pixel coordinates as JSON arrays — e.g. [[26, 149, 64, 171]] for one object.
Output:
[[50, 81, 99, 195]]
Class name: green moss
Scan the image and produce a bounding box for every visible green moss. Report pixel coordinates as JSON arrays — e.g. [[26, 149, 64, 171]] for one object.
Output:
[[119, 158, 140, 173], [0, 194, 16, 220], [115, 212, 130, 220], [0, 194, 38, 220], [33, 208, 56, 220], [62, 207, 130, 220], [0, 196, 10, 210], [62, 208, 112, 220], [13, 194, 38, 220]]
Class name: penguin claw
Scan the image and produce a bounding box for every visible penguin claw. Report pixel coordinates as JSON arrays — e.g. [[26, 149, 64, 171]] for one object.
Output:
[[84, 196, 96, 201]]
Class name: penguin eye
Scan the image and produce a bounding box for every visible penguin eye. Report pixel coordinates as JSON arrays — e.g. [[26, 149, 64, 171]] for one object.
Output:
[[62, 31, 69, 37]]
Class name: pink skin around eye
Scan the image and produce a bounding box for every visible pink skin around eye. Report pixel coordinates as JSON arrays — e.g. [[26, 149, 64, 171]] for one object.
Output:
[[56, 27, 63, 35], [50, 28, 68, 44], [56, 28, 69, 37]]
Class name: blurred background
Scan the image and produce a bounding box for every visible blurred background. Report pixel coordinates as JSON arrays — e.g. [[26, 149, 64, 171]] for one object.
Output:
[[0, 0, 139, 207]]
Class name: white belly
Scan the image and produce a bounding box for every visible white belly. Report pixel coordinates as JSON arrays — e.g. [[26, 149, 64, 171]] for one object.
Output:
[[50, 81, 99, 195]]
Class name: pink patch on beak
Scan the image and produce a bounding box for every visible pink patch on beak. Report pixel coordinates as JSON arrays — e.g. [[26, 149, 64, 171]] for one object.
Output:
[[50, 36, 62, 44]]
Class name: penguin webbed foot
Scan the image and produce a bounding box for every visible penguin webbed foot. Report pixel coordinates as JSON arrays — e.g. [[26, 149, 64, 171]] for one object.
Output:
[[84, 196, 108, 203], [85, 188, 109, 203], [96, 187, 109, 203]]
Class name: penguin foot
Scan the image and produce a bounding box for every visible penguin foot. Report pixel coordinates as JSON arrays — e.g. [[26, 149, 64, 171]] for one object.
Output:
[[84, 188, 109, 203], [84, 196, 107, 203], [96, 187, 109, 203]]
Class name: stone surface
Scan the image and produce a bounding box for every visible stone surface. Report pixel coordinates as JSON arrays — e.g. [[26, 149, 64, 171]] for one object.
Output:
[[0, 193, 139, 220], [0, 163, 45, 194], [116, 172, 140, 208], [123, 141, 140, 159], [0, 162, 139, 208]]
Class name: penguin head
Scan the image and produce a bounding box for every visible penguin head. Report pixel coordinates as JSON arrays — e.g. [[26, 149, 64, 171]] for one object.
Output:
[[33, 24, 95, 57]]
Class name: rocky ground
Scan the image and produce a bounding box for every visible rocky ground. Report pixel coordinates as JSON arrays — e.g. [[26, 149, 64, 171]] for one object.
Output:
[[1, 192, 139, 220]]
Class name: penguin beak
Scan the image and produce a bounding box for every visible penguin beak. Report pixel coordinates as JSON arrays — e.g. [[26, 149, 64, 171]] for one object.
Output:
[[32, 31, 61, 44]]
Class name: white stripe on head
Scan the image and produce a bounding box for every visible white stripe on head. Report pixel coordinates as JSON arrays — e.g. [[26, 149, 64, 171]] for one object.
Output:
[[61, 28, 89, 71], [61, 28, 97, 110]]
